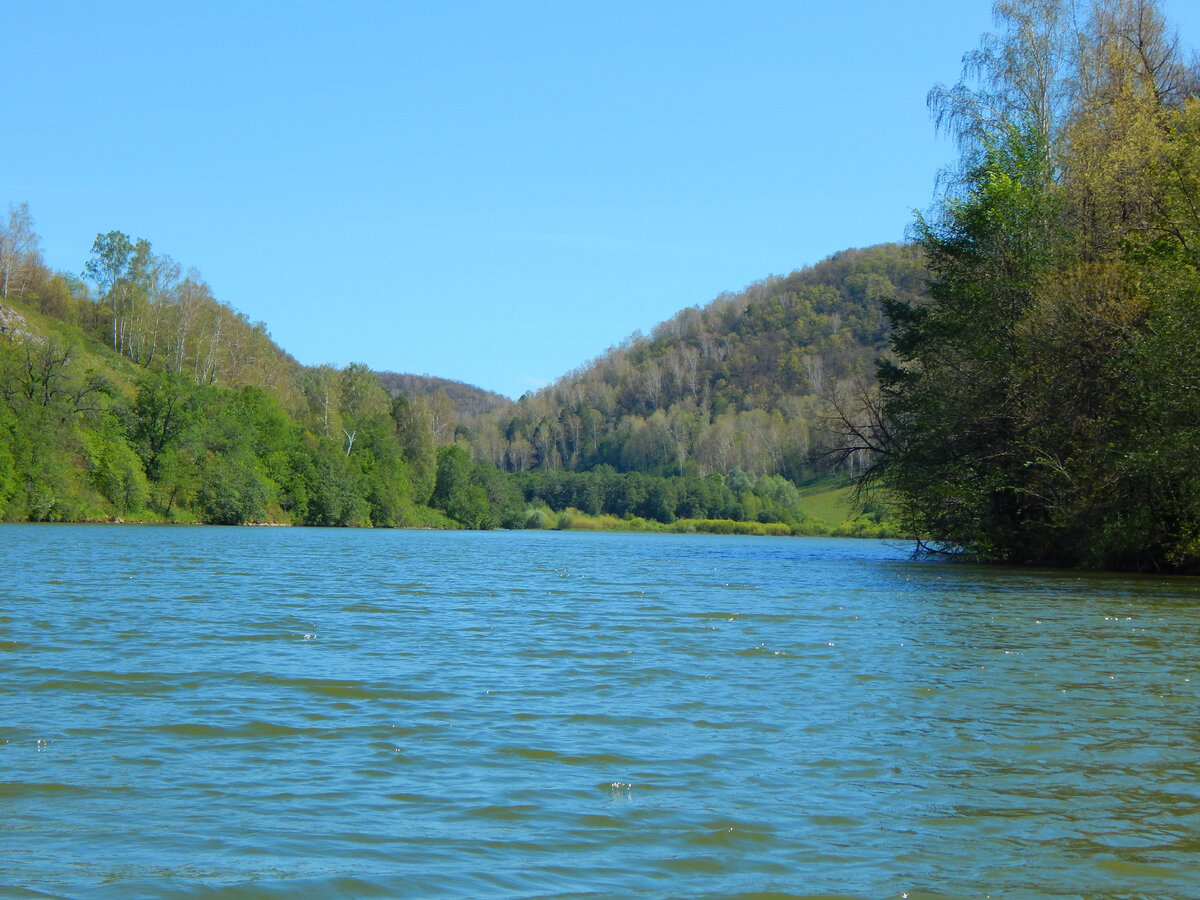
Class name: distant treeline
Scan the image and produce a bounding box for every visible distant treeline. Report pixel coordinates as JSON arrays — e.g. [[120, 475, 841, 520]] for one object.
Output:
[[515, 467, 810, 526], [459, 243, 928, 483]]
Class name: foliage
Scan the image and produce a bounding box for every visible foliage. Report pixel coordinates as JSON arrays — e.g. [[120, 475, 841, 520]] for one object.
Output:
[[512, 467, 815, 529], [430, 444, 524, 529], [375, 372, 510, 420], [195, 452, 268, 525], [84, 427, 150, 514], [391, 393, 437, 505], [864, 0, 1200, 571], [460, 243, 928, 482], [1, 196, 929, 538]]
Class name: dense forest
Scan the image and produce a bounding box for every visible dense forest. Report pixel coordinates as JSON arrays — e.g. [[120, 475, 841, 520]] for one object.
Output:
[[458, 243, 926, 482], [846, 0, 1200, 571], [0, 205, 896, 533], [0, 217, 455, 527]]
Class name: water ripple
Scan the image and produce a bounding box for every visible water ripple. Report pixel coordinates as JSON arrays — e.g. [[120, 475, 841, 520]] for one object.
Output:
[[3, 527, 1200, 898]]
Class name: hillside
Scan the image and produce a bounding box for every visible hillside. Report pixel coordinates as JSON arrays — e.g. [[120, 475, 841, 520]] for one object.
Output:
[[0, 218, 492, 526], [459, 242, 928, 482], [0, 206, 918, 533], [375, 371, 511, 444], [376, 372, 509, 415]]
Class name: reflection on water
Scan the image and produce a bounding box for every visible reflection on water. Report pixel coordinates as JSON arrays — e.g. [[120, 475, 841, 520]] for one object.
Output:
[[3, 525, 1199, 898]]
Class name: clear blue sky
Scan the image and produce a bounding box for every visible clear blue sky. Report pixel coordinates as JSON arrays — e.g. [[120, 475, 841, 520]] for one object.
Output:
[[4, 1, 1199, 399]]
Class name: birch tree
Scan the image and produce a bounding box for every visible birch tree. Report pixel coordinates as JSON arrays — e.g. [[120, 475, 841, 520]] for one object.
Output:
[[0, 203, 39, 300]]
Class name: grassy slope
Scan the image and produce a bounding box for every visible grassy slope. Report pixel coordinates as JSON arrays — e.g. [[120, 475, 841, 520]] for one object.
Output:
[[797, 477, 857, 523], [3, 297, 144, 393]]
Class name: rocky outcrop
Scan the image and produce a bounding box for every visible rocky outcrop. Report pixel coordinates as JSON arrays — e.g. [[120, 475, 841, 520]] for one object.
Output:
[[0, 303, 33, 341]]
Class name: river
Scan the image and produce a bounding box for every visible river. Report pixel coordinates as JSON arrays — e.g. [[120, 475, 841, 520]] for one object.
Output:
[[2, 525, 1198, 898]]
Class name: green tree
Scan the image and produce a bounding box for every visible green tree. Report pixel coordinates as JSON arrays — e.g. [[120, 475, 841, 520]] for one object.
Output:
[[84, 429, 149, 515], [339, 362, 390, 433], [0, 401, 18, 511], [84, 231, 136, 352], [432, 444, 491, 528], [868, 125, 1067, 560], [132, 370, 200, 482], [346, 412, 412, 527], [297, 440, 369, 527], [864, 0, 1200, 570], [195, 451, 268, 525], [392, 394, 438, 505]]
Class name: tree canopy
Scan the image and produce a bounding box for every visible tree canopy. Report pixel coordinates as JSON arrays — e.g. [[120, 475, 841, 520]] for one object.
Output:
[[859, 0, 1200, 571]]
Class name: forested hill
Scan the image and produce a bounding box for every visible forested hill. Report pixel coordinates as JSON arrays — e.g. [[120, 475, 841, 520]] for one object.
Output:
[[0, 204, 922, 528], [459, 242, 928, 481], [0, 217, 515, 526], [375, 372, 511, 438]]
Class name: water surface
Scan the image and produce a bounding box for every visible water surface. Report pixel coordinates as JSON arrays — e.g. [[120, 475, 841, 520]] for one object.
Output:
[[3, 526, 1199, 898]]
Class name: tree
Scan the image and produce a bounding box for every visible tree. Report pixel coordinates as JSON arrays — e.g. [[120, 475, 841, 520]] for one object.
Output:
[[339, 362, 390, 425], [298, 364, 341, 437], [84, 428, 150, 515], [0, 203, 40, 300], [926, 0, 1077, 206], [0, 402, 17, 512], [432, 444, 492, 528], [133, 253, 180, 366], [392, 393, 437, 505], [195, 452, 267, 525], [132, 370, 199, 481], [868, 116, 1079, 559], [168, 273, 211, 374], [83, 231, 152, 354], [864, 0, 1200, 570], [426, 388, 456, 443], [16, 338, 76, 408]]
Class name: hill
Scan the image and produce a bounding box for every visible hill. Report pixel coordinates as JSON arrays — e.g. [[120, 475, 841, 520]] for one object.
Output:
[[375, 371, 511, 444], [0, 218, 471, 526], [459, 242, 927, 482], [0, 206, 916, 533]]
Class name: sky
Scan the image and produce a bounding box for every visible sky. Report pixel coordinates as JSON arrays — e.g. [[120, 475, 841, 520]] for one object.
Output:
[[5, 1, 1200, 399]]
